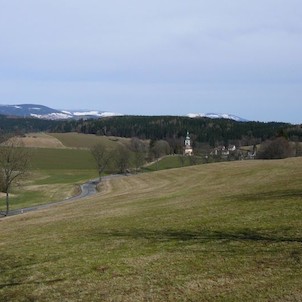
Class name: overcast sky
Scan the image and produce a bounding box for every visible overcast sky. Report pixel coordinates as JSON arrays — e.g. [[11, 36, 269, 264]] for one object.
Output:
[[0, 0, 301, 123]]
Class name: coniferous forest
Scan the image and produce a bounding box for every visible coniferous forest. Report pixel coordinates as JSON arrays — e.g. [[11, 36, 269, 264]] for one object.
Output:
[[53, 116, 302, 147], [1, 115, 302, 148]]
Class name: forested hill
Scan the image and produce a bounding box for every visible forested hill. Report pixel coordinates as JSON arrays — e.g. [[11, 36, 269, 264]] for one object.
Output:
[[0, 115, 61, 134], [1, 114, 301, 146], [53, 115, 301, 146]]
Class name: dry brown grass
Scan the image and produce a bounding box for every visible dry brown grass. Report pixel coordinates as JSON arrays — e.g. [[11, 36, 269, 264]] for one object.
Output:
[[9, 133, 66, 148], [3, 132, 133, 150], [49, 132, 132, 149], [0, 158, 301, 301]]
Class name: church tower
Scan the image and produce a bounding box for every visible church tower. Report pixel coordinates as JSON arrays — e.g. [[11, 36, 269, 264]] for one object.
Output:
[[184, 131, 193, 156]]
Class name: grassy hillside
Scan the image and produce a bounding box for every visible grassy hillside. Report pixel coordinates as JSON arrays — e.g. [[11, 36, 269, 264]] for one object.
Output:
[[143, 155, 204, 171], [9, 133, 66, 149], [29, 148, 96, 170], [0, 146, 99, 209], [0, 159, 302, 301], [0, 133, 142, 210], [12, 132, 133, 150], [49, 132, 131, 149], [0, 169, 98, 210], [0, 139, 98, 209]]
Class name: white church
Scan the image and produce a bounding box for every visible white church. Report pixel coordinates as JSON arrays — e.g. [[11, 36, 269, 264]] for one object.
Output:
[[183, 131, 193, 156]]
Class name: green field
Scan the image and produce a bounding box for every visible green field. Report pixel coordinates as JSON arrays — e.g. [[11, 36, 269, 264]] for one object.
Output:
[[0, 133, 141, 211], [49, 132, 131, 149], [0, 146, 98, 210], [1, 158, 301, 301], [29, 148, 96, 170], [143, 155, 204, 171], [0, 169, 98, 210]]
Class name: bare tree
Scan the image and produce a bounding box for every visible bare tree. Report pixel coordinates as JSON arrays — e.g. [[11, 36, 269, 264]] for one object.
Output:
[[151, 140, 170, 159], [150, 140, 171, 170], [257, 137, 293, 159], [295, 142, 302, 157], [0, 136, 30, 215], [130, 137, 146, 172], [166, 137, 183, 155], [114, 145, 131, 174], [90, 143, 112, 181]]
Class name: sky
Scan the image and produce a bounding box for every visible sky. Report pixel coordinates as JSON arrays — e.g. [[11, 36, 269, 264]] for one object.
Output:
[[0, 0, 301, 123]]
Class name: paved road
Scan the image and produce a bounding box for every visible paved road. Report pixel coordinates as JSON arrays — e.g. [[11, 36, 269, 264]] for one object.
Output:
[[0, 174, 127, 218], [0, 179, 99, 217]]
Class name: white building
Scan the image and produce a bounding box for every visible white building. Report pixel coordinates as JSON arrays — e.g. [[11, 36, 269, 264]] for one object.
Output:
[[184, 131, 193, 156]]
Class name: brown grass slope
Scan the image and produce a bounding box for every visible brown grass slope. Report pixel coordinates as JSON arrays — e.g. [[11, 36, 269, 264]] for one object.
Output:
[[3, 133, 65, 149], [0, 158, 302, 301], [49, 132, 131, 149], [8, 132, 132, 150]]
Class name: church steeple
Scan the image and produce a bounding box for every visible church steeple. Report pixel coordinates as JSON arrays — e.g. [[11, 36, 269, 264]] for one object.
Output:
[[185, 131, 191, 146], [184, 131, 193, 156]]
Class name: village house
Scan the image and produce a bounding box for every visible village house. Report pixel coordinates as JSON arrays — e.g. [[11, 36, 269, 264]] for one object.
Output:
[[211, 145, 236, 156]]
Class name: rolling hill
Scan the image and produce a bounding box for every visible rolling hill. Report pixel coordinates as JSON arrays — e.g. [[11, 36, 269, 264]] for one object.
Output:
[[0, 158, 301, 301], [0, 104, 248, 122], [0, 104, 122, 120]]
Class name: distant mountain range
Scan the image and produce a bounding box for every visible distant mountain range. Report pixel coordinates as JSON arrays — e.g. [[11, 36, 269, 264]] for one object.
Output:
[[0, 104, 248, 122], [0, 104, 122, 120], [187, 113, 248, 122]]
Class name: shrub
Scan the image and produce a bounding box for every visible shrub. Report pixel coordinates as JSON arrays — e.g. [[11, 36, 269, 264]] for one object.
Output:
[[257, 137, 293, 159]]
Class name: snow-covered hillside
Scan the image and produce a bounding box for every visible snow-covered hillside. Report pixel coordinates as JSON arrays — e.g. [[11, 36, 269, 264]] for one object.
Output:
[[0, 104, 247, 122], [0, 104, 123, 120], [187, 113, 248, 122]]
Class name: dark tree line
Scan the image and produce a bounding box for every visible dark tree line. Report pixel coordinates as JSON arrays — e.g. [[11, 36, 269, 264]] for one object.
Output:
[[1, 114, 300, 148], [0, 115, 62, 135], [53, 116, 294, 147]]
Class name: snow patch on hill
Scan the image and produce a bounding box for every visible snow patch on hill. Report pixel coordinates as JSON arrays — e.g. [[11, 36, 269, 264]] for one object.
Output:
[[187, 113, 248, 122], [0, 104, 123, 120]]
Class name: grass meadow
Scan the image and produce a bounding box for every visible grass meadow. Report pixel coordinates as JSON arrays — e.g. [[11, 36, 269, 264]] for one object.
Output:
[[49, 132, 131, 149], [1, 132, 129, 210], [0, 145, 98, 210], [143, 155, 204, 172], [29, 147, 96, 170], [0, 158, 301, 301], [0, 169, 98, 210], [0, 132, 147, 210]]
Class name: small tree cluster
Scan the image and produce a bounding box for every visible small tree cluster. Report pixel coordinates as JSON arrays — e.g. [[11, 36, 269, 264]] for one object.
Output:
[[150, 140, 171, 161], [91, 138, 148, 179], [90, 144, 113, 181], [257, 137, 293, 159], [130, 138, 147, 173]]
